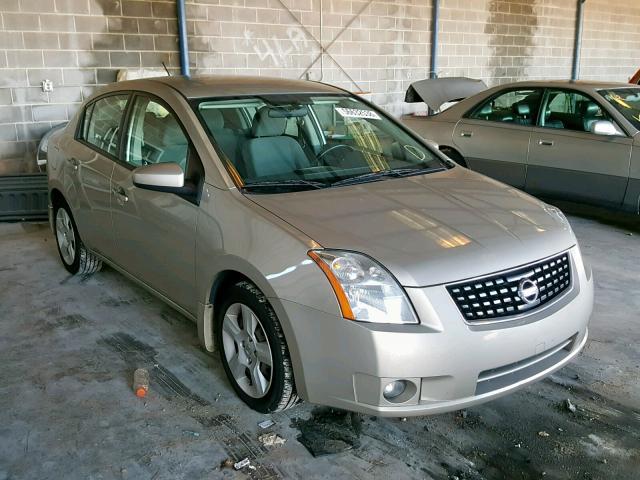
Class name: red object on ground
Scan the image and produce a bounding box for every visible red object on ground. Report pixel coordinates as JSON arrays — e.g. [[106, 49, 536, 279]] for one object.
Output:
[[630, 68, 640, 84]]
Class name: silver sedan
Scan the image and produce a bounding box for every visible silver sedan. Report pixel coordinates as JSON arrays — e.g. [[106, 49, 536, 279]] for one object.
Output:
[[402, 79, 640, 214], [47, 76, 593, 415]]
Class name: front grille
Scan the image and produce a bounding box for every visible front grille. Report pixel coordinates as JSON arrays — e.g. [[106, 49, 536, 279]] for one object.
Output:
[[447, 252, 571, 322]]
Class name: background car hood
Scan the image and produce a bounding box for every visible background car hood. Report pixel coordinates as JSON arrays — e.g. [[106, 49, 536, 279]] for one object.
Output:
[[247, 168, 576, 287]]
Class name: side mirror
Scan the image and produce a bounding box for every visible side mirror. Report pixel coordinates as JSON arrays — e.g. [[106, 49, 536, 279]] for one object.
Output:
[[590, 120, 620, 136], [133, 162, 185, 190]]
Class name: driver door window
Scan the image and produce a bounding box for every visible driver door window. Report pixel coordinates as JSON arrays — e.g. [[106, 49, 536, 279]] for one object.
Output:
[[540, 90, 613, 133], [125, 96, 189, 170]]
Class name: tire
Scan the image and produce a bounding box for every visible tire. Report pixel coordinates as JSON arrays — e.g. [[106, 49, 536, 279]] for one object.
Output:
[[215, 281, 299, 413], [440, 147, 468, 168], [53, 203, 102, 275]]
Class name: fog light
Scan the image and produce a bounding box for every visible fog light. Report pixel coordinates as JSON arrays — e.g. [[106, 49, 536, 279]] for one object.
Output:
[[383, 380, 407, 400]]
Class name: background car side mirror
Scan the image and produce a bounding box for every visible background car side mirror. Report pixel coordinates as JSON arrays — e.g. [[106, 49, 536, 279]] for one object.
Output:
[[590, 120, 620, 136], [133, 162, 185, 191]]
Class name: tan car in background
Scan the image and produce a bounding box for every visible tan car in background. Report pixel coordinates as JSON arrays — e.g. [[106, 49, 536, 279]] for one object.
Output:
[[403, 79, 640, 215], [47, 76, 593, 415]]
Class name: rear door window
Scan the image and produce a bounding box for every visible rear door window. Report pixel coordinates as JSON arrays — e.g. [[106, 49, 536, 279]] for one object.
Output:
[[470, 89, 542, 126], [81, 94, 129, 157]]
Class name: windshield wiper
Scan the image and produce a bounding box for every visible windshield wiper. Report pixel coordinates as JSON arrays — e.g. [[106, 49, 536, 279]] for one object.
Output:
[[330, 166, 447, 187], [242, 179, 327, 192], [386, 166, 448, 177]]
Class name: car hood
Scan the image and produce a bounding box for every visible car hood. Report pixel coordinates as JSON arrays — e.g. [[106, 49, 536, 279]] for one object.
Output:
[[247, 168, 576, 287]]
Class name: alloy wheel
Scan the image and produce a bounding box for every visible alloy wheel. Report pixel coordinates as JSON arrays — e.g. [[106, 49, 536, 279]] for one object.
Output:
[[55, 208, 76, 265], [221, 303, 273, 398]]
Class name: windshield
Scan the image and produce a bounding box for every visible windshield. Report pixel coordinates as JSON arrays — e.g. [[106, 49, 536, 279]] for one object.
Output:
[[599, 88, 640, 130], [195, 94, 449, 192]]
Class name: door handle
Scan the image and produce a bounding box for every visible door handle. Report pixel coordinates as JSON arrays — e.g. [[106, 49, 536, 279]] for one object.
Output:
[[113, 186, 129, 204], [460, 131, 473, 138], [69, 157, 79, 170], [538, 139, 554, 146]]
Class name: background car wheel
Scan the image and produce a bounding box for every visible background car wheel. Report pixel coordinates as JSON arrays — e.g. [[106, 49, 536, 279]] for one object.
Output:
[[54, 203, 102, 275], [439, 146, 468, 168], [215, 281, 299, 413]]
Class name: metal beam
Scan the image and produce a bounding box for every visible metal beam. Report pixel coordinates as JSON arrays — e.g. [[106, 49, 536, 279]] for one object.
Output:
[[571, 0, 587, 81], [430, 0, 440, 79], [177, 0, 190, 78]]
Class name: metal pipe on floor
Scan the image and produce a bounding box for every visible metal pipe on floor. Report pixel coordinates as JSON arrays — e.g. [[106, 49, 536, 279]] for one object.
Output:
[[430, 0, 440, 79], [177, 0, 190, 78], [571, 0, 587, 81]]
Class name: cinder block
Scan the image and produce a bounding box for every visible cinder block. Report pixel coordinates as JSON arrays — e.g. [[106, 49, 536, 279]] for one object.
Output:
[[3, 12, 38, 31], [59, 33, 93, 50], [110, 51, 141, 67], [55, 0, 90, 14], [108, 17, 139, 33], [63, 69, 97, 85], [11, 87, 48, 105], [124, 35, 155, 51], [40, 14, 76, 32], [20, 0, 56, 12], [75, 15, 107, 33], [0, 105, 33, 124], [44, 51, 78, 68], [7, 51, 43, 68], [27, 69, 63, 87], [0, 31, 25, 49], [89, 0, 121, 16], [122, 0, 153, 17], [32, 104, 68, 121], [92, 33, 125, 50], [151, 1, 176, 19], [77, 51, 110, 67]]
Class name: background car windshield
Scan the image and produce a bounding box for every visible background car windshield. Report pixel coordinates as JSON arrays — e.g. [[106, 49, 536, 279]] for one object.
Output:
[[196, 94, 447, 191], [599, 88, 640, 130]]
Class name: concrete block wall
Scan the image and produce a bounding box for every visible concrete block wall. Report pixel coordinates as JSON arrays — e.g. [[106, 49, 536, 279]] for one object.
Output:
[[1, 0, 639, 174]]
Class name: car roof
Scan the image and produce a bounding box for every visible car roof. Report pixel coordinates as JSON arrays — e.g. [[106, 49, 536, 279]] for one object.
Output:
[[489, 80, 637, 91], [114, 75, 347, 99]]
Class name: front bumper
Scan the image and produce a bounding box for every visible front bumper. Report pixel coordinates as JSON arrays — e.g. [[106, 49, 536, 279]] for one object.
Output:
[[279, 246, 593, 416]]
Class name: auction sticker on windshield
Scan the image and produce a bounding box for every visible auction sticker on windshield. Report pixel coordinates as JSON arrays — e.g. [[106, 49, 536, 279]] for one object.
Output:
[[335, 107, 381, 120]]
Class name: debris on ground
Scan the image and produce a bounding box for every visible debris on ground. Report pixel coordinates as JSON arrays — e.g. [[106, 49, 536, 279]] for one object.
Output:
[[400, 417, 407, 422], [565, 398, 577, 413], [132, 368, 150, 398], [220, 458, 234, 469], [258, 419, 275, 429], [233, 458, 251, 470], [538, 431, 550, 437], [293, 408, 362, 457], [258, 432, 286, 447]]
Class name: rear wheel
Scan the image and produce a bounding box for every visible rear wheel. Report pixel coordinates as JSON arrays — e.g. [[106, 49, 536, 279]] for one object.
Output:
[[215, 281, 299, 413], [54, 204, 102, 275], [440, 146, 467, 168]]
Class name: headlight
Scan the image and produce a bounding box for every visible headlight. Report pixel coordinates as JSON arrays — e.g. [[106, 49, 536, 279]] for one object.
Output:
[[308, 250, 419, 324]]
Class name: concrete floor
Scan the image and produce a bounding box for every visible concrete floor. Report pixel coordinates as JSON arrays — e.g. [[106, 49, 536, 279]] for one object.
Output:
[[0, 210, 639, 480]]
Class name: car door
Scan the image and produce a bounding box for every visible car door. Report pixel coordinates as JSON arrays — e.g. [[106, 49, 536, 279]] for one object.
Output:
[[110, 93, 204, 315], [526, 88, 633, 208], [452, 88, 543, 189], [64, 93, 130, 257]]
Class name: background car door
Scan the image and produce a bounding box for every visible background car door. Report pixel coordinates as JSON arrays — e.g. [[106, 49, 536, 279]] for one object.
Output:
[[526, 89, 632, 208], [64, 93, 129, 257], [452, 88, 543, 189], [110, 94, 202, 315]]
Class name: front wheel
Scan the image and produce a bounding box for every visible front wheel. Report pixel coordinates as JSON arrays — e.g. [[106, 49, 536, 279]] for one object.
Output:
[[54, 204, 102, 275], [215, 281, 299, 413]]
